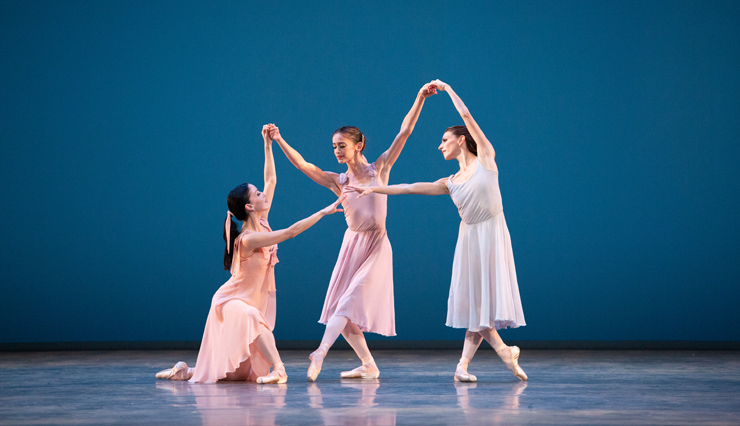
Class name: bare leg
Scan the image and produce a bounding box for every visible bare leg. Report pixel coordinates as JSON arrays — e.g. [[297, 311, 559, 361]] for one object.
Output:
[[340, 321, 379, 379], [254, 328, 287, 384], [455, 331, 483, 382], [478, 327, 527, 381], [307, 315, 349, 381]]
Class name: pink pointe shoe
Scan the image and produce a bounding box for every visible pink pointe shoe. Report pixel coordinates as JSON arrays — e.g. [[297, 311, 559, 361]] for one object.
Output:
[[155, 361, 193, 380], [496, 345, 528, 381], [454, 357, 477, 382], [307, 344, 329, 382], [257, 363, 288, 384], [340, 357, 380, 379]]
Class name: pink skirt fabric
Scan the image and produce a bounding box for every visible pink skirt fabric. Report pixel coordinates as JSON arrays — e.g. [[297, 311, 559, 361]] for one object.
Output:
[[189, 300, 271, 383], [319, 228, 396, 336]]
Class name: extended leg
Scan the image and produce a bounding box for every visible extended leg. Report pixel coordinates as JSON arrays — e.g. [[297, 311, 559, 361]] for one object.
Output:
[[455, 331, 483, 382], [340, 321, 379, 379], [254, 328, 287, 384], [307, 315, 349, 381], [478, 327, 527, 381]]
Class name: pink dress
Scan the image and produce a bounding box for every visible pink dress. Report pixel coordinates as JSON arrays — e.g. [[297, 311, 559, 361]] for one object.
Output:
[[189, 217, 279, 383], [319, 163, 396, 336]]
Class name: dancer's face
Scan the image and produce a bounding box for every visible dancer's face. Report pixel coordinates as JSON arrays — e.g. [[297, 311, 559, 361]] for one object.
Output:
[[246, 184, 270, 213], [333, 133, 362, 163], [438, 131, 462, 160]]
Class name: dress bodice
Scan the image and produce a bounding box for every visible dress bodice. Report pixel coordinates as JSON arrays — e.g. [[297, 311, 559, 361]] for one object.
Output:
[[212, 217, 279, 322], [448, 159, 503, 225], [339, 163, 387, 232]]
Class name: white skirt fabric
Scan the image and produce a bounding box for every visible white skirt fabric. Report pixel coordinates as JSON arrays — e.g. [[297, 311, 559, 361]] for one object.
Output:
[[446, 212, 526, 331]]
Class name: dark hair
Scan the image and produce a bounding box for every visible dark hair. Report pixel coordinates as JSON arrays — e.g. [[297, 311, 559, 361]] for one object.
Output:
[[223, 183, 251, 270], [445, 125, 477, 156], [333, 126, 366, 152]]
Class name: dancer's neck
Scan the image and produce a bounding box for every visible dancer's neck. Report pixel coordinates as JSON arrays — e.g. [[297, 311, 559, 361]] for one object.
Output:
[[456, 152, 477, 172], [345, 154, 370, 177], [241, 211, 263, 232]]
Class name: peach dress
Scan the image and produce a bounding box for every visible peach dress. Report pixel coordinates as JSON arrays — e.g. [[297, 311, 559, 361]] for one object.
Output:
[[318, 163, 396, 336], [189, 217, 279, 383]]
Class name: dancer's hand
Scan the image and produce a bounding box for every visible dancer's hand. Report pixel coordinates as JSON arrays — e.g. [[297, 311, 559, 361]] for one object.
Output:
[[431, 79, 448, 91], [344, 185, 375, 199], [419, 82, 437, 98], [262, 124, 272, 142], [268, 124, 282, 141], [320, 194, 346, 215]]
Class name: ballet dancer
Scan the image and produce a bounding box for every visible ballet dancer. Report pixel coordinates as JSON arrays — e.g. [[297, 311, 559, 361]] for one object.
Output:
[[155, 124, 345, 384], [345, 80, 528, 382], [270, 82, 438, 381]]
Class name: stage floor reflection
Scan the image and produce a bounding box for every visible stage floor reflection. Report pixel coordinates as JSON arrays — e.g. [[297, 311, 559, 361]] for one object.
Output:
[[0, 349, 738, 425]]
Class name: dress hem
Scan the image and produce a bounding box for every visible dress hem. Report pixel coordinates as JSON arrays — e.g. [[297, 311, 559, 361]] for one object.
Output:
[[189, 320, 270, 384], [317, 319, 396, 337], [445, 319, 526, 332]]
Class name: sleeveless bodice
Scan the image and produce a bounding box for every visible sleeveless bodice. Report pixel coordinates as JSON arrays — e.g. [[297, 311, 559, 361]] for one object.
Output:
[[339, 163, 387, 232], [211, 217, 279, 322], [448, 159, 503, 225]]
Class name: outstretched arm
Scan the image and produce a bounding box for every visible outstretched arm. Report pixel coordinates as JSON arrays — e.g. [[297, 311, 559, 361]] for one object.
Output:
[[375, 83, 438, 174], [270, 125, 342, 196], [242, 195, 346, 252], [433, 80, 496, 163], [262, 125, 277, 220], [345, 178, 449, 198]]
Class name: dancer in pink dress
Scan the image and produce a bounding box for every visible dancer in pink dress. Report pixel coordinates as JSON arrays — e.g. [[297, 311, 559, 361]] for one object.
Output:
[[155, 124, 345, 384], [271, 83, 437, 381], [346, 80, 528, 382]]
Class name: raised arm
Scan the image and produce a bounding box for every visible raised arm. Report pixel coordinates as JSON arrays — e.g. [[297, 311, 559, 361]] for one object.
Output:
[[345, 177, 449, 198], [261, 125, 277, 220], [375, 83, 438, 175], [242, 195, 345, 252], [270, 125, 342, 196], [433, 80, 496, 165]]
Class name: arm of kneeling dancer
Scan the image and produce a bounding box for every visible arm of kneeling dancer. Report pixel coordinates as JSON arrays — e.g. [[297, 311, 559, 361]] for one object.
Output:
[[240, 196, 346, 252]]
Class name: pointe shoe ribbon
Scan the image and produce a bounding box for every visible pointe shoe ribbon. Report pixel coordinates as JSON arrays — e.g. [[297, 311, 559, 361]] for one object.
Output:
[[155, 361, 193, 380], [496, 345, 528, 381]]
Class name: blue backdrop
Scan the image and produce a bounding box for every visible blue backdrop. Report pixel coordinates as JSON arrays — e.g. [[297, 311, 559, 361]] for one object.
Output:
[[1, 0, 738, 343]]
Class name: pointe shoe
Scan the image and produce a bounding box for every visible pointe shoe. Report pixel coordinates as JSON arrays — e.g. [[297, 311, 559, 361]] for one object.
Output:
[[496, 345, 528, 381], [307, 347, 327, 382], [340, 364, 380, 379], [256, 367, 288, 384], [155, 361, 193, 380], [454, 366, 477, 382]]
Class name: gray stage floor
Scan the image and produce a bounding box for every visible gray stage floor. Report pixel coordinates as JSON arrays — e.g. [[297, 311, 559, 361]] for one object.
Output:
[[0, 349, 738, 425]]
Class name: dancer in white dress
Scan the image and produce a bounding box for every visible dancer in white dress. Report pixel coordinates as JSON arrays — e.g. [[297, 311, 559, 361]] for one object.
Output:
[[346, 80, 527, 381]]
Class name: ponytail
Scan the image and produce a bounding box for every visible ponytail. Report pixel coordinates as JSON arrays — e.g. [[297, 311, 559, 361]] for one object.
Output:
[[223, 211, 240, 270], [223, 183, 252, 270]]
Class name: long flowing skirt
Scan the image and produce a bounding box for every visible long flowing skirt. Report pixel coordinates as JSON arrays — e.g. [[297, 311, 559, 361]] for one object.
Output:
[[319, 228, 396, 336], [446, 212, 526, 331], [189, 299, 272, 383]]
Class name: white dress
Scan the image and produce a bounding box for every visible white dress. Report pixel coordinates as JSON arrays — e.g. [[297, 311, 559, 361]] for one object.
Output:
[[446, 158, 526, 331]]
